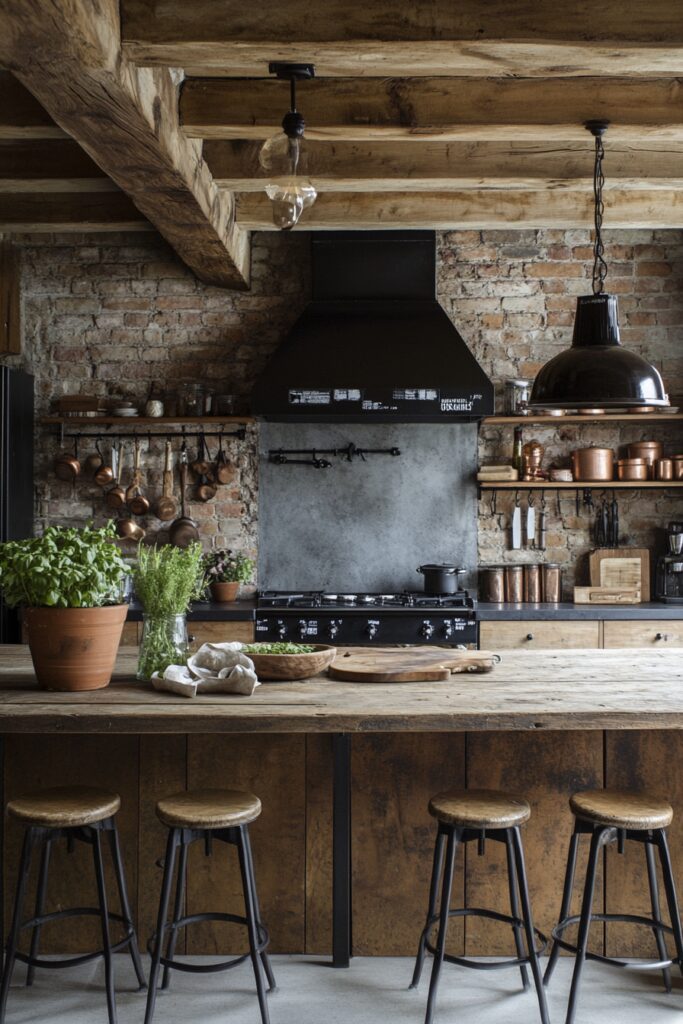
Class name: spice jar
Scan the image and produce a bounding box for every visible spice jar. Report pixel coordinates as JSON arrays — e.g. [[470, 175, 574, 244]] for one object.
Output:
[[523, 564, 541, 603], [505, 565, 524, 604], [542, 564, 562, 603]]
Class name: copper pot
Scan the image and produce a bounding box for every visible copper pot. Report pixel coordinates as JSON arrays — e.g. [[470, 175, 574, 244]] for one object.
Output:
[[617, 457, 649, 481], [627, 441, 663, 479], [54, 452, 81, 481], [571, 446, 614, 482]]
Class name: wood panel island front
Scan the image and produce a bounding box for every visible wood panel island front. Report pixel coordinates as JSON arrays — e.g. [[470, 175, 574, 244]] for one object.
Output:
[[1, 645, 682, 969]]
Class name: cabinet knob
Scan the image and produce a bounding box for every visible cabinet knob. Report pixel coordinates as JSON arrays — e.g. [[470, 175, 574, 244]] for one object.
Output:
[[187, 634, 196, 643], [655, 632, 671, 642], [525, 633, 534, 642]]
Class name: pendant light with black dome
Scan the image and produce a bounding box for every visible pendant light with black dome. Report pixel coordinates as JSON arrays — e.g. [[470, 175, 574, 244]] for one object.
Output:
[[529, 121, 669, 410]]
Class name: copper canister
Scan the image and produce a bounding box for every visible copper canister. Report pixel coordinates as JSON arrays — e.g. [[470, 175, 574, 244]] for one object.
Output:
[[542, 564, 562, 603], [673, 455, 683, 480], [617, 457, 649, 481], [505, 565, 524, 604], [523, 564, 541, 603], [571, 447, 614, 481], [481, 566, 505, 603], [656, 458, 674, 481], [627, 441, 663, 479]]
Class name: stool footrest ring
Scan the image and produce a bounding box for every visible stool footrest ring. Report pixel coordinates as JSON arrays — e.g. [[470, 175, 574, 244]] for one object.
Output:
[[147, 911, 270, 976], [423, 906, 547, 970], [552, 913, 677, 971], [9, 908, 137, 971]]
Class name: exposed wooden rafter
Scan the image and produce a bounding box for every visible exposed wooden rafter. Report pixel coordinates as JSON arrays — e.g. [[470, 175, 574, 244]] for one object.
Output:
[[0, 193, 152, 232], [122, 0, 683, 77], [181, 77, 683, 142], [236, 189, 683, 231], [0, 1, 250, 288], [0, 140, 116, 193]]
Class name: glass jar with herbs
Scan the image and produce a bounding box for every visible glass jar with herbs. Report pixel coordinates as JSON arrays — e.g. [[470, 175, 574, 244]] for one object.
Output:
[[132, 543, 204, 680]]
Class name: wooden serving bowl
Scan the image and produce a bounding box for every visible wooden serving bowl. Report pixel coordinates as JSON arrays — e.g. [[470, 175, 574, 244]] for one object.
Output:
[[246, 644, 337, 681]]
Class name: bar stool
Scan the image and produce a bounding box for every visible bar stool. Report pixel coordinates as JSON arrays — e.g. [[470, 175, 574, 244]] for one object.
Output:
[[545, 788, 683, 1024], [0, 785, 146, 1024], [144, 787, 275, 1024], [411, 788, 549, 1024]]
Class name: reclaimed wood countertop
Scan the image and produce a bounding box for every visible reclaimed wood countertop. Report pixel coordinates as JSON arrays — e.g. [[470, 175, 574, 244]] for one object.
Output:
[[0, 646, 681, 733]]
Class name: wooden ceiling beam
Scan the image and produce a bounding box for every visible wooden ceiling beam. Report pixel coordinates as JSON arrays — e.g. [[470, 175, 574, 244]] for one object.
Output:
[[0, 71, 66, 139], [0, 193, 153, 231], [181, 77, 683, 142], [206, 139, 683, 193], [0, 1, 250, 288], [236, 189, 683, 231], [0, 140, 117, 192], [122, 0, 683, 77]]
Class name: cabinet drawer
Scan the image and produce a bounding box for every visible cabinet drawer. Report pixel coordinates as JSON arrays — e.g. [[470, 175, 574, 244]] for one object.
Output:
[[480, 620, 600, 650], [603, 621, 683, 648], [188, 621, 255, 648], [120, 622, 139, 646]]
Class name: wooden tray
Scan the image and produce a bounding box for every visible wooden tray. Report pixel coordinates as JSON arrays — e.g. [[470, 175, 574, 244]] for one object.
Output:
[[328, 648, 496, 683], [589, 548, 650, 602]]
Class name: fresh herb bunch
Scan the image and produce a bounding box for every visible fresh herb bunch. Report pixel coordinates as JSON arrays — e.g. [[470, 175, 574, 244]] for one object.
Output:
[[203, 549, 254, 585], [242, 643, 316, 655], [133, 543, 204, 680], [132, 543, 204, 617], [0, 523, 126, 608]]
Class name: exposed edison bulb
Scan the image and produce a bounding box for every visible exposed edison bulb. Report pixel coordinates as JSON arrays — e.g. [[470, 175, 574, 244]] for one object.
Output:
[[259, 132, 317, 229]]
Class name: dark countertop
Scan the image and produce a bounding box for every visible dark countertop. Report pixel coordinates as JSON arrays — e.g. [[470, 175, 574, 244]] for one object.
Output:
[[478, 602, 683, 620], [127, 599, 256, 622]]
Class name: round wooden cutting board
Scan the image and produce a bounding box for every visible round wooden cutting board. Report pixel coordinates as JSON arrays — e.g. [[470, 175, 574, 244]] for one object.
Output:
[[328, 647, 497, 683]]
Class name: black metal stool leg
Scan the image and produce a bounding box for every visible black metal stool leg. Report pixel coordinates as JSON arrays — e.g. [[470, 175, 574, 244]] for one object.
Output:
[[645, 837, 672, 992], [654, 828, 683, 976], [424, 827, 458, 1024], [545, 825, 580, 985], [565, 826, 605, 1024], [237, 826, 271, 1024], [505, 829, 530, 991], [242, 826, 276, 992], [26, 835, 51, 987], [410, 828, 446, 990], [511, 827, 550, 1024], [92, 826, 117, 1024], [0, 828, 36, 1024], [145, 828, 179, 1024], [161, 837, 188, 990], [106, 823, 146, 991]]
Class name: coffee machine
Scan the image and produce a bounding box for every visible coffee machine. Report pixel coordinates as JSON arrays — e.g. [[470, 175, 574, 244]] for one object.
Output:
[[656, 522, 683, 603]]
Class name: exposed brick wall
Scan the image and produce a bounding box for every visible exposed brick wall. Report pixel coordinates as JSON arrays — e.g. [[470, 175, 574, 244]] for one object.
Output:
[[5, 227, 682, 596]]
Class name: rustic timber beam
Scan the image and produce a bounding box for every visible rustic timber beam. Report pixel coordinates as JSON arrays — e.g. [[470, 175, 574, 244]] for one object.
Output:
[[0, 140, 116, 192], [0, 2, 250, 288], [0, 71, 66, 140], [182, 77, 683, 142], [236, 190, 683, 231], [207, 139, 683, 193], [122, 0, 683, 77], [0, 236, 20, 355], [0, 193, 152, 231]]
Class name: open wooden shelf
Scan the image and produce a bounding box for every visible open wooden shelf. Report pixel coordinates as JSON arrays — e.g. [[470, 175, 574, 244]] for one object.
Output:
[[482, 414, 683, 425], [478, 480, 683, 490], [41, 415, 255, 426]]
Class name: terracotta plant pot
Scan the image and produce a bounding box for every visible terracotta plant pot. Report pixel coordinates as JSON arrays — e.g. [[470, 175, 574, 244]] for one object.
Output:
[[24, 605, 128, 691], [210, 581, 240, 603]]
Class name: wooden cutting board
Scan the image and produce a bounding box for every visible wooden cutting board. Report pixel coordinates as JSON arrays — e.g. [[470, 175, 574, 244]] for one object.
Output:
[[588, 548, 650, 602], [328, 648, 496, 683]]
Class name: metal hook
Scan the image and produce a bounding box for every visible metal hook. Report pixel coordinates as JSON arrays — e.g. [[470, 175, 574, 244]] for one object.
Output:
[[515, 489, 520, 507], [489, 489, 497, 517], [528, 490, 535, 507], [541, 489, 547, 510]]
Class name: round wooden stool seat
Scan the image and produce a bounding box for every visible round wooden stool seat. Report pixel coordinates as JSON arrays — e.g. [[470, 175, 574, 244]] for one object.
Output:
[[428, 788, 531, 829], [7, 785, 121, 828], [156, 788, 262, 829], [570, 789, 673, 830]]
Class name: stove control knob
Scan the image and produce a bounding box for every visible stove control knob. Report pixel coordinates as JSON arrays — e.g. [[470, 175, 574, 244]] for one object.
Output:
[[443, 621, 454, 639], [366, 622, 379, 639], [421, 621, 435, 639], [298, 619, 309, 639], [277, 622, 287, 639], [328, 622, 340, 639]]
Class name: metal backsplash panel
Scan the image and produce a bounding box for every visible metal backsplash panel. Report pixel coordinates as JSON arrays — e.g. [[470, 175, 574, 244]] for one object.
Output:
[[258, 423, 477, 592]]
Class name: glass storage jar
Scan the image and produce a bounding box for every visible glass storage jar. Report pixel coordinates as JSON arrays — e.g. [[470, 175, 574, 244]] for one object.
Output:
[[137, 613, 188, 681]]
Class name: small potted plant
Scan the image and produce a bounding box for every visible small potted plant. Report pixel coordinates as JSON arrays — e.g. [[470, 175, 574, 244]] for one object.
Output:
[[0, 523, 128, 691], [132, 542, 204, 680], [203, 549, 254, 603]]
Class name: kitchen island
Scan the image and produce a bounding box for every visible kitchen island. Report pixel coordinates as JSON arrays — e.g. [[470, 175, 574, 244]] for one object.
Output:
[[1, 646, 683, 967]]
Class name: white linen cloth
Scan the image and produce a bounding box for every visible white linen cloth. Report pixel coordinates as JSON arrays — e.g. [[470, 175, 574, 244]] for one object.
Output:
[[151, 642, 259, 698]]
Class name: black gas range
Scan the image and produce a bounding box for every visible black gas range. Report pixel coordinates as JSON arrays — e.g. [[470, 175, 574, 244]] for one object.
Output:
[[255, 590, 477, 646]]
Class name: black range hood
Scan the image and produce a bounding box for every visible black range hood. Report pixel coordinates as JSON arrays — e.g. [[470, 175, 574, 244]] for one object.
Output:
[[252, 231, 494, 422]]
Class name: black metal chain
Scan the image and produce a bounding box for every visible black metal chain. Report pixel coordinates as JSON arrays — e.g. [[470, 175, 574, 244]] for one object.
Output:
[[592, 130, 608, 294]]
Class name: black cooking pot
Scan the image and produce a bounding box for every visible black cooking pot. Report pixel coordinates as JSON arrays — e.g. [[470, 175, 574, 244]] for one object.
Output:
[[417, 564, 466, 595]]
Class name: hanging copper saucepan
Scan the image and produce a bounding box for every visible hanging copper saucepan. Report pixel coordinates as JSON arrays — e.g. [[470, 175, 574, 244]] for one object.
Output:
[[169, 443, 199, 547], [126, 437, 150, 516], [83, 440, 104, 478], [54, 438, 80, 481], [105, 442, 127, 510], [94, 441, 115, 487]]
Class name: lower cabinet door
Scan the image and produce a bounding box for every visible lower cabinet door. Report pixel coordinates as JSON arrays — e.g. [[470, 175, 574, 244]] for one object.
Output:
[[187, 620, 255, 648], [603, 620, 683, 648], [479, 620, 601, 649]]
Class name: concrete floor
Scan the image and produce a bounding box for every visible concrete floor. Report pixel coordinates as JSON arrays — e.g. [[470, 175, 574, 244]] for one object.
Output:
[[2, 955, 683, 1024]]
